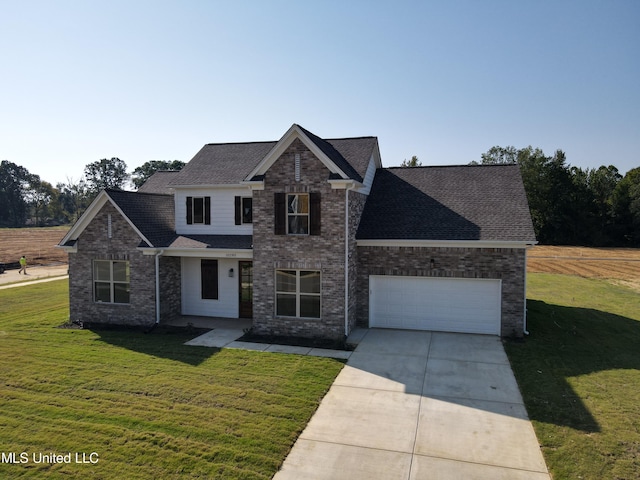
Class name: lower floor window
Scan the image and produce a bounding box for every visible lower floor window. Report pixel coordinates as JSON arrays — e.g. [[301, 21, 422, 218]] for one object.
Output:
[[94, 260, 130, 304], [276, 270, 321, 318]]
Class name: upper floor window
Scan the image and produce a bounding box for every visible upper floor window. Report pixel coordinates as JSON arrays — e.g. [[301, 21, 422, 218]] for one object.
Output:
[[274, 192, 321, 236], [235, 196, 253, 224], [242, 198, 253, 224], [94, 260, 130, 304], [287, 193, 309, 234], [186, 196, 211, 225]]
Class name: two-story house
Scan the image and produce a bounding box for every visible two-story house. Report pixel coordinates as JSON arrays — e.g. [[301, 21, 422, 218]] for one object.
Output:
[[59, 124, 536, 340]]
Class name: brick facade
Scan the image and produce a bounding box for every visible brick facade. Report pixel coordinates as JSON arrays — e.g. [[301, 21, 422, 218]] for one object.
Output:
[[356, 245, 527, 337], [69, 203, 179, 328], [159, 256, 182, 323], [347, 191, 367, 333], [64, 130, 533, 340], [251, 139, 350, 340]]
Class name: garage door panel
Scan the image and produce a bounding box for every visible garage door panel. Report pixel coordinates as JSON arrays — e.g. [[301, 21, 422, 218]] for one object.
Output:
[[369, 276, 501, 335]]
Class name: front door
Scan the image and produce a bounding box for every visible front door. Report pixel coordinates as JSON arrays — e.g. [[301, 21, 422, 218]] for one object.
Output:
[[238, 261, 253, 318]]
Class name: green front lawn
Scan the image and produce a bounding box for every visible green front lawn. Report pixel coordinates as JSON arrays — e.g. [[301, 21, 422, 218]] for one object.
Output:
[[506, 273, 640, 480], [0, 280, 343, 479]]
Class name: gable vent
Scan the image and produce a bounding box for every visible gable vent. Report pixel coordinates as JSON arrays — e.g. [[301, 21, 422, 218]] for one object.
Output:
[[295, 153, 301, 181]]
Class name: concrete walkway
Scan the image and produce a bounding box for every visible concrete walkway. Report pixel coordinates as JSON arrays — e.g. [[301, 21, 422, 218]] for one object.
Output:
[[181, 317, 353, 360], [273, 329, 550, 480], [0, 265, 68, 289]]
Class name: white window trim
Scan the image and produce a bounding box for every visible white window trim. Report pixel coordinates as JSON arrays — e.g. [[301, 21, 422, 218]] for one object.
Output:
[[93, 260, 130, 304], [275, 269, 321, 318]]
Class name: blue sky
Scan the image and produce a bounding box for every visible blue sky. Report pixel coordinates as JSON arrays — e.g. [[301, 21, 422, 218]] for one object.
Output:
[[1, 0, 638, 186]]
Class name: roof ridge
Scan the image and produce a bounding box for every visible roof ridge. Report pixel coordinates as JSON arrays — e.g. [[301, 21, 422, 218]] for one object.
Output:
[[203, 140, 277, 146], [106, 188, 173, 198], [385, 163, 518, 170], [326, 135, 378, 141]]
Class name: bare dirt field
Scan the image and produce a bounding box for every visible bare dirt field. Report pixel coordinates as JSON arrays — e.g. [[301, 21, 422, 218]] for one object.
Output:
[[528, 245, 640, 291], [0, 226, 70, 267]]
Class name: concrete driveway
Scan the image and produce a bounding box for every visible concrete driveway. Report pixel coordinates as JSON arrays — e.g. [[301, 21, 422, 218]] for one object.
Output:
[[274, 329, 550, 480]]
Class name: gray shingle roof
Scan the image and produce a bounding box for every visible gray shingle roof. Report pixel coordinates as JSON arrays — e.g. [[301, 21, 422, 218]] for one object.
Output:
[[169, 142, 277, 186], [105, 189, 175, 247], [356, 165, 536, 242], [167, 126, 377, 186], [298, 125, 377, 183], [137, 171, 179, 194], [105, 190, 251, 250], [325, 136, 378, 183]]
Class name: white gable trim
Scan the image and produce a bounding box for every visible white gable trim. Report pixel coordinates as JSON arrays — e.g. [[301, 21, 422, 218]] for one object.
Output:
[[244, 124, 349, 181], [58, 190, 153, 248]]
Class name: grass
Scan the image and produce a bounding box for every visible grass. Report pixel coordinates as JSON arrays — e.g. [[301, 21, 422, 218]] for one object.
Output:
[[505, 273, 640, 480], [0, 280, 344, 479]]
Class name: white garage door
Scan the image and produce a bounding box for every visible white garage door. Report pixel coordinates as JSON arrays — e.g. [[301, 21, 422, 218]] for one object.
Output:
[[369, 276, 501, 335]]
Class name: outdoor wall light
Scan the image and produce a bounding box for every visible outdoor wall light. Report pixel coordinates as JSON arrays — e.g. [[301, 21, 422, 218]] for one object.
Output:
[[229, 268, 234, 278]]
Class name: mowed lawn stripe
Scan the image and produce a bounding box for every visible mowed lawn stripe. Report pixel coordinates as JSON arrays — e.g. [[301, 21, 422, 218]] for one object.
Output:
[[506, 273, 640, 480], [0, 280, 344, 479]]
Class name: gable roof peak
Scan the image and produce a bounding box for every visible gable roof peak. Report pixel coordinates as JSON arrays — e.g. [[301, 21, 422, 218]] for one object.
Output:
[[245, 123, 376, 183]]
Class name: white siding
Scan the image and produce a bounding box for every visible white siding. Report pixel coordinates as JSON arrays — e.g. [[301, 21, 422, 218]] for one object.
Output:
[[175, 187, 253, 235], [181, 257, 239, 318]]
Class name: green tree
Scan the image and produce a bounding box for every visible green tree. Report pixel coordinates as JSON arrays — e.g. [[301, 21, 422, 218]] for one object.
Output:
[[612, 167, 640, 245], [481, 146, 518, 164], [481, 146, 578, 244], [568, 166, 598, 244], [56, 177, 90, 223], [587, 165, 622, 245], [0, 160, 32, 227], [400, 156, 422, 167], [25, 178, 55, 226], [84, 158, 129, 194], [131, 160, 185, 189]]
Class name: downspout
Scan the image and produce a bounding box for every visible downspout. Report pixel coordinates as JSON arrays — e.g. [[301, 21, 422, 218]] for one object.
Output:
[[155, 250, 165, 325], [344, 183, 355, 338], [523, 246, 530, 335]]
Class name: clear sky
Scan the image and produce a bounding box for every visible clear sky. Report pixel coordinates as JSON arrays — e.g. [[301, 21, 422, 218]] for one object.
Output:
[[1, 0, 638, 186]]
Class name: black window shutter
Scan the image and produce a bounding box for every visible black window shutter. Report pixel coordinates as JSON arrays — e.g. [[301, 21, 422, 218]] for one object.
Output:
[[274, 192, 286, 235], [186, 196, 193, 224], [204, 197, 211, 225], [234, 196, 242, 225], [310, 192, 321, 236]]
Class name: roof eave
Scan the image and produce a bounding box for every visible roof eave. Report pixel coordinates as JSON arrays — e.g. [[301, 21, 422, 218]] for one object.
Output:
[[356, 239, 538, 248], [138, 246, 253, 258], [327, 178, 363, 190], [170, 183, 250, 189]]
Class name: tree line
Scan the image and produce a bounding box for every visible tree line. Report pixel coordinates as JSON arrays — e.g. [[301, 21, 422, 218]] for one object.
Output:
[[477, 146, 640, 246], [2, 150, 639, 246], [0, 158, 184, 227]]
